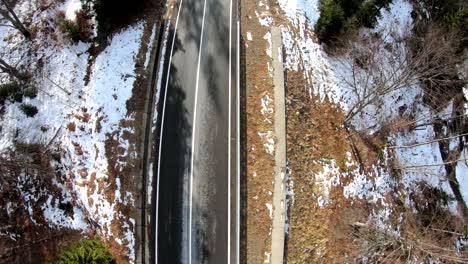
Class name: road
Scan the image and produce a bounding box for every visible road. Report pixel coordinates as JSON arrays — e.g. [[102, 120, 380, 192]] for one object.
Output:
[[154, 0, 240, 263]]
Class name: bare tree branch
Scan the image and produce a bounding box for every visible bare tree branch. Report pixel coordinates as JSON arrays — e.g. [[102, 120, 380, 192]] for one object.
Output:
[[389, 132, 468, 149], [0, 57, 27, 80], [0, 0, 30, 38], [338, 23, 465, 127]]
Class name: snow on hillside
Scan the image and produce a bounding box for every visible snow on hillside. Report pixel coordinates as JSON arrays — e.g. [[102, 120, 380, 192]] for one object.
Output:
[[278, 0, 466, 236], [0, 0, 151, 261]]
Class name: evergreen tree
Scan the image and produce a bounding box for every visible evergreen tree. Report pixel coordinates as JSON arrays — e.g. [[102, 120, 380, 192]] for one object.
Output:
[[55, 237, 115, 264]]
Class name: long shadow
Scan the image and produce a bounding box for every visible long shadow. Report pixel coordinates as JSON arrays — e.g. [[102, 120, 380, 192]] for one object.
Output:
[[175, 0, 234, 263], [182, 0, 229, 114], [193, 0, 233, 262], [239, 33, 248, 264], [202, 0, 230, 114], [151, 24, 192, 264], [282, 40, 289, 264], [152, 0, 236, 262]]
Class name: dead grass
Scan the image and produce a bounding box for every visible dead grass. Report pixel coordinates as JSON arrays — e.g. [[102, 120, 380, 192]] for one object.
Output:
[[0, 144, 86, 264], [285, 70, 371, 263], [99, 7, 163, 262], [241, 0, 277, 262], [351, 185, 468, 263], [0, 228, 84, 264]]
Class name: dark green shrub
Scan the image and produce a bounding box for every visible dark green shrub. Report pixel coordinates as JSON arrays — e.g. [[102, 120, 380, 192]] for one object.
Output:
[[315, 0, 392, 45], [59, 9, 93, 42], [23, 87, 37, 99], [0, 81, 19, 98], [61, 19, 81, 41], [55, 237, 115, 264], [337, 0, 364, 18], [315, 0, 345, 44], [0, 81, 25, 102], [357, 1, 383, 28], [443, 8, 468, 28], [19, 103, 38, 117]]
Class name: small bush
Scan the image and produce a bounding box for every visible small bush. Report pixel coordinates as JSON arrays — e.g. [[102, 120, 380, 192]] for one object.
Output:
[[0, 81, 20, 99], [23, 87, 37, 99], [61, 19, 81, 41], [315, 0, 392, 45], [59, 10, 93, 42], [19, 103, 38, 117], [443, 8, 468, 29], [356, 1, 385, 28], [55, 237, 115, 264], [444, 8, 468, 27], [315, 0, 346, 44], [75, 10, 94, 40]]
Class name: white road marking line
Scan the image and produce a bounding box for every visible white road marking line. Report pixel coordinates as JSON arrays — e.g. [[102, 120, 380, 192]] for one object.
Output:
[[228, 0, 233, 262], [155, 0, 184, 263], [189, 0, 208, 263], [236, 19, 241, 264]]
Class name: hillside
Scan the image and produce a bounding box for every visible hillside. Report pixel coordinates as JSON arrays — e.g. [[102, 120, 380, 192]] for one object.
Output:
[[0, 0, 163, 263], [242, 0, 468, 262]]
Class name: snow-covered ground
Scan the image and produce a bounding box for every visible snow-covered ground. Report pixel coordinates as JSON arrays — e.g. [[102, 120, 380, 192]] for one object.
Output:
[[0, 0, 154, 262], [277, 0, 466, 242]]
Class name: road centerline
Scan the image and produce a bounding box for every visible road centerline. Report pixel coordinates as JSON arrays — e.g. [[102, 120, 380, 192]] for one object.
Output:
[[189, 0, 208, 263]]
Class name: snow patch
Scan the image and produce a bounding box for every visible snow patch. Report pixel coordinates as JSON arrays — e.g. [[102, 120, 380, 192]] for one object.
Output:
[[277, 0, 320, 27], [266, 203, 273, 219], [64, 0, 82, 21], [456, 150, 468, 205]]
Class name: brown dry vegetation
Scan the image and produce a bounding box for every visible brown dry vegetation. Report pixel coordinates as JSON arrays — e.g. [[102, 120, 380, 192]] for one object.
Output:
[[240, 0, 387, 262], [0, 228, 85, 264], [283, 63, 467, 263], [252, 1, 468, 263], [0, 0, 165, 263], [351, 183, 468, 263], [0, 144, 87, 263], [285, 71, 370, 263], [102, 8, 163, 262], [241, 0, 277, 262]]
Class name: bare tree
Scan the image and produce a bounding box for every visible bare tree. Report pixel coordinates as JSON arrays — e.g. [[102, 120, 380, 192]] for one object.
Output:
[[0, 57, 26, 80], [0, 0, 30, 38], [352, 221, 468, 263], [0, 145, 49, 182], [338, 23, 465, 127]]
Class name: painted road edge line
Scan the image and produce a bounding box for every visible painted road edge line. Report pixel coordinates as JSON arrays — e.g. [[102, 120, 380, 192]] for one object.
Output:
[[228, 0, 233, 261], [189, 0, 208, 263], [236, 18, 241, 264], [155, 1, 184, 263]]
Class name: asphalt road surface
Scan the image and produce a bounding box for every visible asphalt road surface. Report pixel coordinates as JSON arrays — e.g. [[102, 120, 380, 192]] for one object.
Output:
[[154, 0, 240, 263]]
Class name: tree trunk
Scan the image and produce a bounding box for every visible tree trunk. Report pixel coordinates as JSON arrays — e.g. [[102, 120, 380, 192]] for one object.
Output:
[[0, 0, 30, 38], [0, 58, 25, 80]]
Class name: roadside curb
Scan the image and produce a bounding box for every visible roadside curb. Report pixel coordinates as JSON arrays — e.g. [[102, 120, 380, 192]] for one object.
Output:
[[270, 26, 287, 264], [138, 17, 168, 264]]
